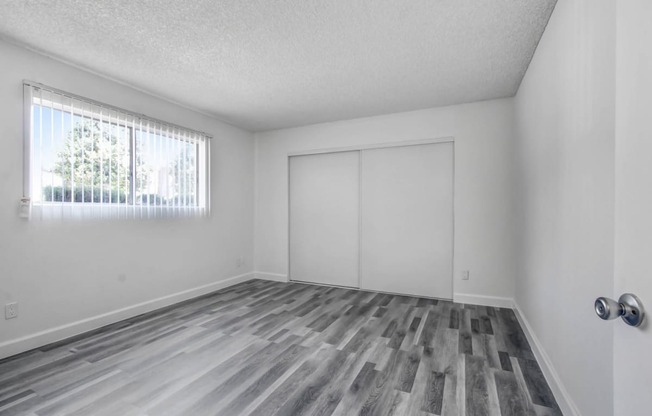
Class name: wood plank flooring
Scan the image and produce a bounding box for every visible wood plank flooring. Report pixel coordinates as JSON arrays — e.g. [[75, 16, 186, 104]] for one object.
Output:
[[0, 279, 561, 416]]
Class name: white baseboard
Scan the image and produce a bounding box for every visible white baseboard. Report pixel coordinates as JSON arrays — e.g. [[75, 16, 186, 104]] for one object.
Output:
[[513, 301, 581, 416], [453, 292, 514, 308], [0, 272, 255, 360], [254, 271, 289, 282]]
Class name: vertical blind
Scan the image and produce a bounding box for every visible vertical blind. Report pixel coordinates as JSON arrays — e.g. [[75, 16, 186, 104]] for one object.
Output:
[[24, 82, 211, 220]]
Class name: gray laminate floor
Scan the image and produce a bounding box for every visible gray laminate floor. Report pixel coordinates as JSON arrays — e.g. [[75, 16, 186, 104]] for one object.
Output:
[[0, 279, 561, 416]]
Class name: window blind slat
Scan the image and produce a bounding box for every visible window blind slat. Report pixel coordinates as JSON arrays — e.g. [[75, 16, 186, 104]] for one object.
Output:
[[164, 124, 170, 215], [49, 90, 55, 209], [181, 128, 186, 216], [68, 98, 74, 218], [58, 94, 64, 208], [38, 89, 43, 220], [109, 109, 119, 218], [175, 127, 180, 217], [146, 119, 152, 219]]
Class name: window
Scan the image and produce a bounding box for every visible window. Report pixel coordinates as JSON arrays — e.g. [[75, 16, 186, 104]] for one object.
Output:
[[23, 82, 210, 220]]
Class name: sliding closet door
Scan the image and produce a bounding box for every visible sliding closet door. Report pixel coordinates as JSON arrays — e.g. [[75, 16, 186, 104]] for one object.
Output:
[[289, 151, 360, 287], [360, 143, 453, 298]]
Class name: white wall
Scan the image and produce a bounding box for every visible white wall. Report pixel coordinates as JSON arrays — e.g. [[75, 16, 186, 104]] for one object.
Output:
[[513, 0, 616, 415], [0, 40, 256, 358], [255, 99, 517, 303], [614, 1, 652, 414]]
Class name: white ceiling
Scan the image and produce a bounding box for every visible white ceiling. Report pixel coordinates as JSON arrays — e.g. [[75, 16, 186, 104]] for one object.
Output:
[[0, 0, 556, 132]]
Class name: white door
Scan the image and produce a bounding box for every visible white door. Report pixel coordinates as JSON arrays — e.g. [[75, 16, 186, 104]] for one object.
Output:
[[614, 1, 652, 413], [360, 143, 454, 299], [289, 151, 360, 287]]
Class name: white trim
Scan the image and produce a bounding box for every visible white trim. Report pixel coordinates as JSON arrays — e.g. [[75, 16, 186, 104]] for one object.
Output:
[[0, 272, 255, 360], [254, 271, 289, 282], [453, 293, 514, 308], [357, 150, 363, 289], [513, 301, 581, 416], [286, 154, 292, 282], [450, 143, 456, 299], [287, 136, 454, 157]]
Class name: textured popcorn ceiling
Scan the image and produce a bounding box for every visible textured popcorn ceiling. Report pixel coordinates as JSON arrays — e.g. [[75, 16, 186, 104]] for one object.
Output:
[[0, 0, 556, 131]]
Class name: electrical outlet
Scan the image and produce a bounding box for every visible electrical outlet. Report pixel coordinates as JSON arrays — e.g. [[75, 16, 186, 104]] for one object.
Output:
[[236, 256, 244, 268], [462, 270, 470, 280], [5, 302, 18, 319]]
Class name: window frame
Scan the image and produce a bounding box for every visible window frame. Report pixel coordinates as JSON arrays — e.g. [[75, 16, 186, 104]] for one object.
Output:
[[22, 81, 211, 219]]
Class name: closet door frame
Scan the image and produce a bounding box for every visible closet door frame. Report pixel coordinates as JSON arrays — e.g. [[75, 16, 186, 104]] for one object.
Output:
[[287, 136, 455, 297]]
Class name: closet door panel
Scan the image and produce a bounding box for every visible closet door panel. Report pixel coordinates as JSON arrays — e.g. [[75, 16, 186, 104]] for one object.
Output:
[[289, 151, 359, 287], [360, 143, 453, 298]]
